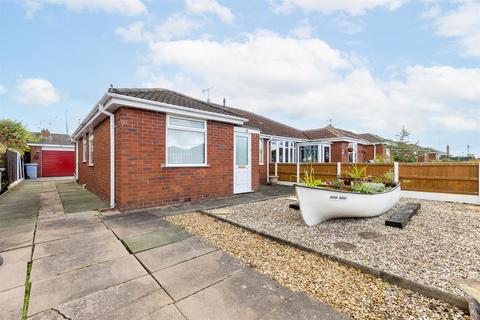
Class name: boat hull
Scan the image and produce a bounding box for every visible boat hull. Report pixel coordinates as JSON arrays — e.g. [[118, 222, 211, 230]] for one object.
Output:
[[295, 184, 401, 226]]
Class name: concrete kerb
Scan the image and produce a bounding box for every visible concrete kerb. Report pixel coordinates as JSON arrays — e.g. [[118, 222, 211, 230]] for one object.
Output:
[[197, 209, 470, 313]]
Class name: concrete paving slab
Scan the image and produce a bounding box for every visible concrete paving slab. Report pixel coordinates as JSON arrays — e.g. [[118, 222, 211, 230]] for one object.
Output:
[[102, 211, 160, 229], [0, 285, 25, 320], [28, 255, 147, 316], [260, 292, 352, 320], [0, 225, 34, 251], [0, 216, 35, 229], [33, 229, 116, 260], [34, 222, 106, 243], [176, 268, 292, 320], [0, 246, 31, 292], [31, 240, 129, 282], [53, 275, 170, 320], [111, 218, 174, 238], [123, 227, 191, 253], [98, 289, 173, 320], [136, 237, 217, 272], [153, 250, 243, 301], [143, 304, 186, 320], [28, 309, 65, 320]]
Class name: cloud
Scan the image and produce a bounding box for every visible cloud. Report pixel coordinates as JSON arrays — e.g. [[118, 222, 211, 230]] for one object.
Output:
[[185, 0, 234, 23], [428, 2, 480, 57], [138, 31, 480, 136], [116, 13, 201, 43], [331, 13, 363, 35], [289, 19, 314, 38], [0, 84, 6, 95], [270, 0, 408, 15], [24, 0, 146, 18], [16, 78, 60, 106]]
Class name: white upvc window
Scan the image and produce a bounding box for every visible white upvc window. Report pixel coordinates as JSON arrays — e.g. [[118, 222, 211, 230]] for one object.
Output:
[[88, 130, 94, 166], [166, 115, 207, 166], [82, 135, 86, 162], [259, 138, 264, 165]]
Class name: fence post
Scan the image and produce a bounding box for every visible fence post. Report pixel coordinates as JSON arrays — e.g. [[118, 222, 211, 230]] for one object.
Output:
[[275, 162, 278, 177], [337, 162, 341, 177], [296, 147, 300, 183], [394, 162, 399, 183]]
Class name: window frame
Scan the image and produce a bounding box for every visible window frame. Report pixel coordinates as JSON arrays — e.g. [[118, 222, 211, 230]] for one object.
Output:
[[82, 135, 86, 162], [165, 115, 208, 167], [259, 138, 264, 165], [88, 130, 94, 166]]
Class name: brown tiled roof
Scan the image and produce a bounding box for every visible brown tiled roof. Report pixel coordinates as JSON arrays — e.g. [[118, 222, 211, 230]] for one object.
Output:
[[30, 132, 72, 145], [357, 133, 388, 143], [225, 107, 307, 139], [303, 125, 364, 141], [109, 88, 241, 118]]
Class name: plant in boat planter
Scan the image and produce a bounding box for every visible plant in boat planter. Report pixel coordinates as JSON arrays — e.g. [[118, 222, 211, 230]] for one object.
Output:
[[352, 182, 387, 194], [300, 167, 322, 187], [342, 164, 367, 185]]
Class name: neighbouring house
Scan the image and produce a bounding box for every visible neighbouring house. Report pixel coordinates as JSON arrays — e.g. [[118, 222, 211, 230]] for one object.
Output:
[[416, 148, 449, 162], [71, 88, 392, 211], [27, 129, 75, 177]]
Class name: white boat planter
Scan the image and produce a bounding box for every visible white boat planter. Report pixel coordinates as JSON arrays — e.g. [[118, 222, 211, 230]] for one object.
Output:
[[295, 184, 401, 226]]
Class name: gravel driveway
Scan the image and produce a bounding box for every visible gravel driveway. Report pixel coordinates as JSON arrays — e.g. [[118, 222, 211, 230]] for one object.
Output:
[[215, 197, 480, 298]]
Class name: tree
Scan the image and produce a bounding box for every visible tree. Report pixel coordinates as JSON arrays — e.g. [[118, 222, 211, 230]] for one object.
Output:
[[396, 126, 410, 142], [0, 119, 37, 154], [393, 126, 419, 162]]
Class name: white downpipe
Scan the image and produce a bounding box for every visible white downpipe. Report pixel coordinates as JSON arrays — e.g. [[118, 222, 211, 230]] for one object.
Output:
[[99, 104, 115, 209], [74, 140, 79, 180], [266, 138, 271, 183], [296, 144, 300, 183]]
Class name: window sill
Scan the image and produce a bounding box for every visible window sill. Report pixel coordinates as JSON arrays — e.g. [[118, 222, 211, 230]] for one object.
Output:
[[82, 161, 86, 163], [163, 164, 210, 168], [87, 164, 94, 167]]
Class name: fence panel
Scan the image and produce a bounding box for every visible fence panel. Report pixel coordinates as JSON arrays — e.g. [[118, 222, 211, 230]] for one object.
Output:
[[340, 163, 394, 178], [399, 163, 479, 195], [6, 150, 18, 184], [300, 163, 338, 182], [276, 163, 297, 182]]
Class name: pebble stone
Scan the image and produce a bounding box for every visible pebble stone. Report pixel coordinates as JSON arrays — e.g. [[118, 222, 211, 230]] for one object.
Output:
[[166, 213, 469, 320]]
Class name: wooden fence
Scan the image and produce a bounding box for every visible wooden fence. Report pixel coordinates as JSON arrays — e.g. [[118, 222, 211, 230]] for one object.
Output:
[[271, 162, 480, 196]]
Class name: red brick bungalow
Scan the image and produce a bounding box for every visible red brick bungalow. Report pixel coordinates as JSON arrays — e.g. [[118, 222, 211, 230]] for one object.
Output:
[[71, 88, 391, 211]]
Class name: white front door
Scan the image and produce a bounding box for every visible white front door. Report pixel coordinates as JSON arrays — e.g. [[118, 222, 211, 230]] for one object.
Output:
[[234, 133, 252, 194]]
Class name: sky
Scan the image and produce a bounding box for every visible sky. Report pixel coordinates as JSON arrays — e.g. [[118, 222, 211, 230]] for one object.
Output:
[[1, 0, 479, 156]]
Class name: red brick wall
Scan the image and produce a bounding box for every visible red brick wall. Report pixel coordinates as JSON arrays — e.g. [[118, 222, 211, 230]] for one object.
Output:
[[259, 138, 268, 184], [364, 145, 374, 162], [331, 142, 349, 162], [113, 107, 236, 211], [30, 146, 42, 177], [77, 118, 111, 204], [357, 144, 366, 163]]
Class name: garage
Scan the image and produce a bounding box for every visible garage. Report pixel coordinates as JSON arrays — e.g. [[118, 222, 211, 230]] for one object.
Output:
[[27, 130, 75, 178], [41, 150, 75, 177]]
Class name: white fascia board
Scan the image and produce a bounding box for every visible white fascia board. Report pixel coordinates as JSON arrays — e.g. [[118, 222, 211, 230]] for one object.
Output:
[[266, 135, 308, 143], [70, 93, 109, 141], [105, 93, 247, 125], [28, 143, 74, 149], [234, 126, 261, 134], [72, 111, 104, 140], [310, 137, 370, 144], [41, 146, 75, 151]]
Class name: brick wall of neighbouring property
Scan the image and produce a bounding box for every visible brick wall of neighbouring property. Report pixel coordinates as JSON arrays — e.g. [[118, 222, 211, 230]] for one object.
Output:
[[30, 146, 42, 177], [259, 139, 268, 184], [357, 144, 366, 163], [113, 107, 236, 211], [331, 142, 349, 162], [77, 118, 111, 204]]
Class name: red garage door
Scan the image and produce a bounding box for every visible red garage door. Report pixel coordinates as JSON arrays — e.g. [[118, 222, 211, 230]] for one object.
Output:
[[42, 150, 75, 177]]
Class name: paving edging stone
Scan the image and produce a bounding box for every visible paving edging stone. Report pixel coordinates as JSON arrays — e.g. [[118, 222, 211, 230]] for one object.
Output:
[[197, 209, 470, 313]]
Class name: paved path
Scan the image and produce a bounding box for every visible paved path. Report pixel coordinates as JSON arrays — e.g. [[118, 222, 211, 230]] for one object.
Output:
[[0, 179, 349, 320]]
